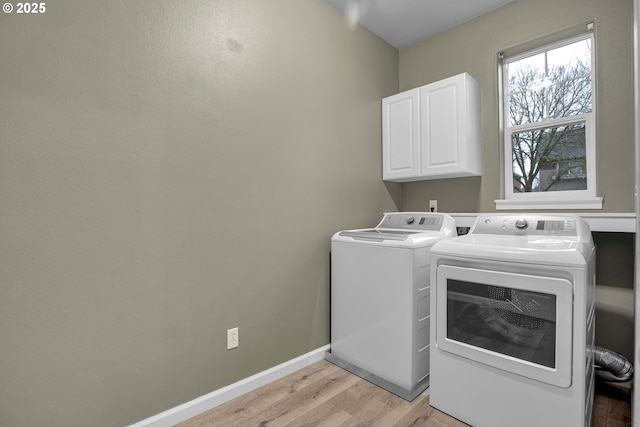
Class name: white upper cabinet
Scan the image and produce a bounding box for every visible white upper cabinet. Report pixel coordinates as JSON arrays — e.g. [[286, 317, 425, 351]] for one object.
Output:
[[382, 73, 481, 182], [382, 88, 421, 181]]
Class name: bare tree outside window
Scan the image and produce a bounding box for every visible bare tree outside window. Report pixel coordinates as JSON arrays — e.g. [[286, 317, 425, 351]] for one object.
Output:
[[506, 38, 592, 193]]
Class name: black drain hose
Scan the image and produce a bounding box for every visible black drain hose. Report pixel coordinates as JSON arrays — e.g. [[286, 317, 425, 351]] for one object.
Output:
[[591, 346, 634, 382]]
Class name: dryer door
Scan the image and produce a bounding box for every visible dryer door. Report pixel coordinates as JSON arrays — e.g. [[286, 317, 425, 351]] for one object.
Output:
[[435, 265, 573, 388]]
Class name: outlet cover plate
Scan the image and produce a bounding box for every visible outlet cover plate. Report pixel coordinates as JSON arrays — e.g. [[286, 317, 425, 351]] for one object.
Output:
[[227, 327, 238, 350]]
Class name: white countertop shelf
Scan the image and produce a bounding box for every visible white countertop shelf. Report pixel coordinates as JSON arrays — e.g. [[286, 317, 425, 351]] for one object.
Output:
[[450, 213, 636, 233]]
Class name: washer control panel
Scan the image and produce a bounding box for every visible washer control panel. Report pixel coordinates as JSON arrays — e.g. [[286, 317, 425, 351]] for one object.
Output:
[[377, 212, 444, 231], [472, 215, 578, 236]]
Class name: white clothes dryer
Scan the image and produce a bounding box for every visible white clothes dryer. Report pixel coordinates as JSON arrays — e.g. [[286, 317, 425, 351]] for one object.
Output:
[[429, 214, 596, 427], [326, 212, 456, 401]]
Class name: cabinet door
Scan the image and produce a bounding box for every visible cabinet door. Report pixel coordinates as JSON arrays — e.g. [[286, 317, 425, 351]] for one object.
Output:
[[420, 73, 481, 179], [382, 88, 420, 181]]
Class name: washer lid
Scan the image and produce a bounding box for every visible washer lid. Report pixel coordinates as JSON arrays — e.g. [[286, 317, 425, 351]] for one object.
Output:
[[332, 212, 457, 247], [338, 229, 419, 241]]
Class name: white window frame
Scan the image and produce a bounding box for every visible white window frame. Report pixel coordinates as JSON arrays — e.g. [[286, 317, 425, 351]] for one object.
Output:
[[496, 31, 602, 210]]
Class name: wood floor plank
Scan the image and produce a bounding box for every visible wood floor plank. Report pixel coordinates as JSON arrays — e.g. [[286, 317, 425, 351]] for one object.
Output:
[[178, 361, 360, 427], [177, 359, 630, 427], [393, 395, 468, 427], [342, 382, 419, 426], [592, 382, 632, 427], [248, 367, 361, 427], [281, 376, 384, 426], [175, 362, 337, 427]]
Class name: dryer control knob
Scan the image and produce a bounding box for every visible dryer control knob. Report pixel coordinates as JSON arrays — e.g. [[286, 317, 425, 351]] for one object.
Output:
[[515, 218, 528, 229], [406, 216, 415, 224]]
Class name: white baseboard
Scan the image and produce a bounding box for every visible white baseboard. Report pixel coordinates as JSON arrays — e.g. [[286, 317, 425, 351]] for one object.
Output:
[[127, 344, 330, 427]]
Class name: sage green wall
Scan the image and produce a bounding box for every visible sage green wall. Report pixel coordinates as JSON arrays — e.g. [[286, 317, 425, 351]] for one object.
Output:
[[399, 0, 635, 214], [0, 1, 399, 426]]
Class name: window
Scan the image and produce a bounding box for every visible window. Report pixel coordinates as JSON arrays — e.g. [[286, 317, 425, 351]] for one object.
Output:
[[496, 30, 602, 210]]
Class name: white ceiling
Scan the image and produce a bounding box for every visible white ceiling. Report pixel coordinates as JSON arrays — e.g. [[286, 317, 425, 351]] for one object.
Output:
[[325, 0, 515, 49]]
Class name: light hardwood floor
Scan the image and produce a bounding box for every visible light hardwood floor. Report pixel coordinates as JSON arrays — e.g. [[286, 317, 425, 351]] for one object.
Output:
[[176, 360, 631, 427]]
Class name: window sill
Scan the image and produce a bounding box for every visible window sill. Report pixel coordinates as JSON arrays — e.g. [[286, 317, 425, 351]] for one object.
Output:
[[494, 197, 603, 211]]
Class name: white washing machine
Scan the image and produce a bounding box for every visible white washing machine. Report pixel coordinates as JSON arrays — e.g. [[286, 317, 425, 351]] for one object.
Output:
[[429, 214, 596, 427], [326, 212, 456, 401]]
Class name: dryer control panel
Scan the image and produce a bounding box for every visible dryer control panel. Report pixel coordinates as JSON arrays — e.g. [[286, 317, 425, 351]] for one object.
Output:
[[472, 215, 578, 236]]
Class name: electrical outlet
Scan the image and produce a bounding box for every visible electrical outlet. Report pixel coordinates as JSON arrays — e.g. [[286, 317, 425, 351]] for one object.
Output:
[[227, 327, 238, 350], [429, 200, 438, 212]]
